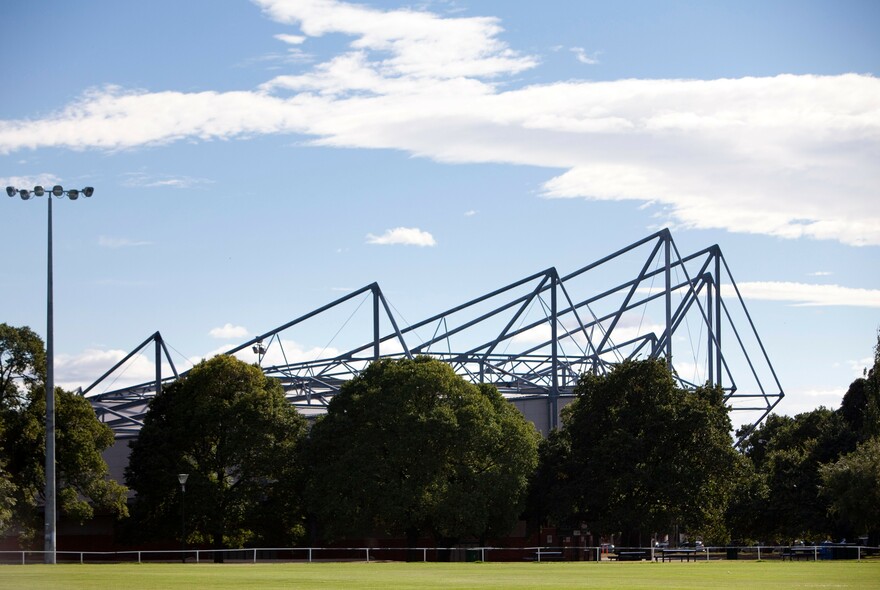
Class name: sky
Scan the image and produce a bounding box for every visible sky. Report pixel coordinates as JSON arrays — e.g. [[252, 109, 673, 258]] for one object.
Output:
[[1, 0, 878, 426]]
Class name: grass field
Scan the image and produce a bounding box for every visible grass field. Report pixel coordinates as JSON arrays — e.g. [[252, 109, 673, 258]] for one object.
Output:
[[1, 561, 879, 590]]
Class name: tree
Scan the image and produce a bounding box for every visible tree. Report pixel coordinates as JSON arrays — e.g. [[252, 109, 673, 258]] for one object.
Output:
[[734, 409, 842, 542], [0, 323, 45, 407], [820, 436, 880, 542], [533, 359, 740, 545], [303, 356, 539, 546], [0, 324, 127, 544], [839, 329, 880, 442], [125, 355, 308, 556]]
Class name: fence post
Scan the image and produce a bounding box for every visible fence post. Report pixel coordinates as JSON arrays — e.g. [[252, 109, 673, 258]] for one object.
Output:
[[814, 546, 818, 561], [423, 548, 427, 562], [482, 547, 486, 562], [537, 547, 542, 563], [80, 552, 83, 564], [196, 550, 199, 564], [253, 548, 257, 564], [858, 546, 861, 562], [309, 548, 312, 563], [22, 551, 25, 565], [757, 546, 761, 561]]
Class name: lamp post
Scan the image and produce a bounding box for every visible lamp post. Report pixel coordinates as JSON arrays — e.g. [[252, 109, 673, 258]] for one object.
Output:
[[178, 473, 189, 563], [6, 184, 93, 564]]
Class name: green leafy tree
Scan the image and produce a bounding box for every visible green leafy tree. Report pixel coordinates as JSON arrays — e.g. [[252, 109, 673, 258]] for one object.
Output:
[[735, 409, 842, 542], [0, 324, 127, 544], [304, 357, 539, 546], [839, 329, 880, 443], [534, 359, 740, 546], [125, 355, 308, 556], [820, 436, 880, 542], [0, 323, 45, 407]]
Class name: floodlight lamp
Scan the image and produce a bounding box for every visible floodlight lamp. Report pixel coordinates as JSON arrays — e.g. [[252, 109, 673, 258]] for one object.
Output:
[[7, 186, 16, 197], [19, 190, 31, 200], [82, 187, 94, 198], [68, 189, 79, 200], [34, 186, 45, 197], [51, 185, 63, 197], [178, 473, 189, 486]]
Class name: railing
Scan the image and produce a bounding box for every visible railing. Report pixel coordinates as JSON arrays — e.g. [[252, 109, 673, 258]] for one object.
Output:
[[0, 544, 876, 564]]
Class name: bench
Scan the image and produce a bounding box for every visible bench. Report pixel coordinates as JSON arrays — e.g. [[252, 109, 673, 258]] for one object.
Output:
[[613, 551, 649, 561], [658, 549, 699, 562], [781, 547, 815, 561]]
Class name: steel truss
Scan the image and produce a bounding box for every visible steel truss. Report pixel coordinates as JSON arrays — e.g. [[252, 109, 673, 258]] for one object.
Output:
[[86, 230, 783, 443]]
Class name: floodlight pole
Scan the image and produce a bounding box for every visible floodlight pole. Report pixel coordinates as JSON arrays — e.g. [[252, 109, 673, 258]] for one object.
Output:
[[45, 191, 56, 565], [6, 184, 94, 564], [178, 473, 189, 563]]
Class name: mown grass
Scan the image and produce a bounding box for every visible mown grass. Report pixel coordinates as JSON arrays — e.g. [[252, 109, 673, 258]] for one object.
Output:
[[1, 560, 879, 590]]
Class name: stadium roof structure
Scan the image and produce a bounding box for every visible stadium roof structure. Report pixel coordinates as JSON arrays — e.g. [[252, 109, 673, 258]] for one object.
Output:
[[84, 229, 784, 445]]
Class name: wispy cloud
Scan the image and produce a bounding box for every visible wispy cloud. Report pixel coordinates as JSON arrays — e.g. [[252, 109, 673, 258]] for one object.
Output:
[[275, 33, 306, 44], [570, 47, 600, 64], [736, 281, 880, 308], [366, 227, 436, 247], [98, 236, 152, 248], [121, 172, 213, 189], [464, 209, 478, 217], [808, 271, 833, 277], [209, 323, 249, 339], [1, 0, 877, 246]]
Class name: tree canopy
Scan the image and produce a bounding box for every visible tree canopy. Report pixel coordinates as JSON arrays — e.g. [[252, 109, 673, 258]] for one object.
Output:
[[0, 323, 127, 545], [820, 436, 880, 538], [0, 323, 45, 407], [125, 354, 308, 553], [732, 329, 880, 544], [303, 356, 539, 545], [530, 358, 740, 545]]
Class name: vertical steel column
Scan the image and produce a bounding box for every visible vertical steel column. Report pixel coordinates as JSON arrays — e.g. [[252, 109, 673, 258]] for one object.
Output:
[[373, 285, 380, 360], [714, 249, 722, 387], [44, 194, 56, 564], [707, 276, 714, 386], [550, 272, 559, 429], [664, 231, 672, 367], [155, 334, 162, 395]]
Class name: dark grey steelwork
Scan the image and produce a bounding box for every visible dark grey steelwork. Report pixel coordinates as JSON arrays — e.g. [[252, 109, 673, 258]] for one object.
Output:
[[84, 230, 784, 445], [7, 184, 94, 564]]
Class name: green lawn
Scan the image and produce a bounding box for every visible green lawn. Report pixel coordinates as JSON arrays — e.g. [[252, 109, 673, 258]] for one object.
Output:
[[1, 561, 879, 590]]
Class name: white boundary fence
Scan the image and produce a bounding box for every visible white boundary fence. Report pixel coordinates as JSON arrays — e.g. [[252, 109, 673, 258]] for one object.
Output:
[[0, 545, 876, 565]]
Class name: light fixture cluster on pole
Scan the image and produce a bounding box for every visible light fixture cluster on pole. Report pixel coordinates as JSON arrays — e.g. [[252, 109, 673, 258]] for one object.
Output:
[[6, 184, 94, 565]]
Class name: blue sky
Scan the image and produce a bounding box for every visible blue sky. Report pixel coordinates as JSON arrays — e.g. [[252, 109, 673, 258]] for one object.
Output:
[[1, 0, 878, 424]]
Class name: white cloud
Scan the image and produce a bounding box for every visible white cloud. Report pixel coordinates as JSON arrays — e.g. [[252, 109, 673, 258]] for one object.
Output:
[[776, 387, 846, 416], [570, 47, 600, 65], [1, 174, 59, 190], [366, 227, 436, 246], [56, 348, 169, 393], [847, 356, 874, 376], [121, 172, 213, 189], [736, 281, 880, 308], [98, 236, 152, 248], [808, 271, 833, 277], [464, 209, 478, 217], [209, 323, 250, 339], [275, 33, 307, 44], [1, 1, 878, 246]]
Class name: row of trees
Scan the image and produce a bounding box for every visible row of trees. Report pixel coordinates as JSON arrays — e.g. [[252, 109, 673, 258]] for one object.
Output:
[[2, 320, 879, 550], [527, 333, 880, 546], [125, 355, 540, 552]]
